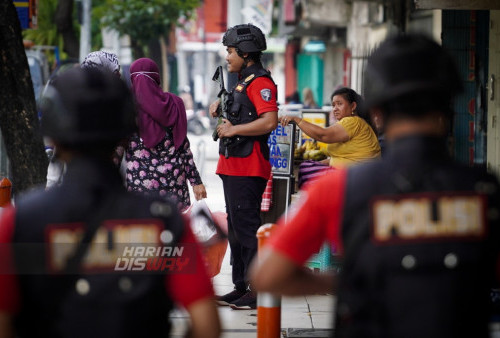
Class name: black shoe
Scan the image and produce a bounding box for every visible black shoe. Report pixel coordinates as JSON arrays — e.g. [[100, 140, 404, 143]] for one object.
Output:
[[216, 289, 246, 306], [229, 291, 257, 310]]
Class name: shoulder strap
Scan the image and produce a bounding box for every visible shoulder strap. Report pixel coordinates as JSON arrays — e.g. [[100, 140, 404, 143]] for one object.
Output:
[[46, 194, 118, 333], [63, 195, 117, 274]]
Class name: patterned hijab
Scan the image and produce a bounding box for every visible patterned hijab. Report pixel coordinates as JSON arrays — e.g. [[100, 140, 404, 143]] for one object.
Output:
[[81, 51, 121, 74], [130, 58, 187, 149]]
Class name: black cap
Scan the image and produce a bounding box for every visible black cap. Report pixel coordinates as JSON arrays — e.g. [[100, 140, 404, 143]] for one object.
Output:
[[364, 34, 463, 109], [222, 23, 267, 53], [40, 67, 135, 147]]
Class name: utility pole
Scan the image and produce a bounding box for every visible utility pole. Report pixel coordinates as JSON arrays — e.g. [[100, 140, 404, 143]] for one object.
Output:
[[79, 0, 91, 62]]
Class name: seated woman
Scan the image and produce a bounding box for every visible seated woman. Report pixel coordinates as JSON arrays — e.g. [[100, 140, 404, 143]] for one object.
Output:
[[280, 87, 381, 168]]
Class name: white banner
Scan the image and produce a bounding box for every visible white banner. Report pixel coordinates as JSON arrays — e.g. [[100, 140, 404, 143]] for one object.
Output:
[[241, 0, 274, 34]]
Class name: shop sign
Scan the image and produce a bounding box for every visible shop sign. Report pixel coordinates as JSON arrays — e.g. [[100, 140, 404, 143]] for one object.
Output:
[[301, 110, 330, 149], [268, 124, 295, 175], [14, 0, 36, 29]]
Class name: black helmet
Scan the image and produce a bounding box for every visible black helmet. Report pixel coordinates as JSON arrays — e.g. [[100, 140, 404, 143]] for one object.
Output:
[[222, 23, 267, 53], [40, 67, 135, 147], [364, 34, 462, 109]]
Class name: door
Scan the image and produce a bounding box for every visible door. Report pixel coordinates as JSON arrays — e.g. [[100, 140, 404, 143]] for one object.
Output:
[[487, 10, 500, 176], [297, 53, 323, 108], [442, 10, 489, 166]]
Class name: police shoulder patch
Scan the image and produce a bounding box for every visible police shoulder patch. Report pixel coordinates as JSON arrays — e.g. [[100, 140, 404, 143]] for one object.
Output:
[[260, 88, 272, 102], [244, 74, 255, 83]]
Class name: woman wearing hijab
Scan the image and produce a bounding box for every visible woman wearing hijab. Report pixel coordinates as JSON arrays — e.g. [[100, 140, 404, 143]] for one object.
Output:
[[126, 58, 206, 211], [46, 51, 123, 189], [81, 50, 121, 75]]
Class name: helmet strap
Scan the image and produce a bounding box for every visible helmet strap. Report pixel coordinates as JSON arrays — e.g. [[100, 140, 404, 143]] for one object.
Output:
[[236, 48, 250, 72], [241, 57, 250, 71]]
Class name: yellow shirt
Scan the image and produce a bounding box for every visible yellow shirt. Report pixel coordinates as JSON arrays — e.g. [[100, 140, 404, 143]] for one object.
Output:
[[327, 116, 381, 167]]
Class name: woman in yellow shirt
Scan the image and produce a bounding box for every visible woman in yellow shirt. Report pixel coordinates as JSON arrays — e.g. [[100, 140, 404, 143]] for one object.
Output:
[[280, 87, 381, 168]]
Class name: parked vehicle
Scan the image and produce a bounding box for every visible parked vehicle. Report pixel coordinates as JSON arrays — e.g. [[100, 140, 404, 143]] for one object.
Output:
[[26, 48, 50, 105], [187, 108, 210, 135]]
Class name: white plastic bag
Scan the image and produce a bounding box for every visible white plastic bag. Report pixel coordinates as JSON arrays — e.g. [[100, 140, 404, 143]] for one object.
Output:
[[189, 199, 217, 243]]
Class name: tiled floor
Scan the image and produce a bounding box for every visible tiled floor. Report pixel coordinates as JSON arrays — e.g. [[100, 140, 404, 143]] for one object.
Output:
[[171, 247, 335, 337]]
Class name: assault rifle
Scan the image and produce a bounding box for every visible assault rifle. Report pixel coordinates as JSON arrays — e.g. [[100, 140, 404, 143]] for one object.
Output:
[[212, 66, 229, 158]]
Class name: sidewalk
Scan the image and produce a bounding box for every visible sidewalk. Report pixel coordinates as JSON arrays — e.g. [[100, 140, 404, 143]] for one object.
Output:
[[214, 249, 335, 338], [171, 246, 336, 338]]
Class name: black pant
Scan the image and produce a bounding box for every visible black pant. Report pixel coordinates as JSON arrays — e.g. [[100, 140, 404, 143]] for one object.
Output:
[[220, 175, 267, 291]]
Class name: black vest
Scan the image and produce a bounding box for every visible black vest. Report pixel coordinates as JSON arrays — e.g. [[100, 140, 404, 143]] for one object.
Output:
[[219, 64, 275, 159], [13, 158, 184, 338], [335, 136, 500, 338]]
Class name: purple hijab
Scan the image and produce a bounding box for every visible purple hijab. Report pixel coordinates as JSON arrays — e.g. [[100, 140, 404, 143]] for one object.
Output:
[[130, 58, 187, 149]]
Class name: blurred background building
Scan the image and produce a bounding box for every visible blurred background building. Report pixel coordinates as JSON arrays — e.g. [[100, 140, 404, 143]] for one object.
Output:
[[92, 0, 500, 174], [5, 0, 500, 181]]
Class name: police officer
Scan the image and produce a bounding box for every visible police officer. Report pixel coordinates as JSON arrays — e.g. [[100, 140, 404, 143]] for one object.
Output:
[[251, 34, 500, 337], [0, 68, 221, 338], [209, 23, 278, 310]]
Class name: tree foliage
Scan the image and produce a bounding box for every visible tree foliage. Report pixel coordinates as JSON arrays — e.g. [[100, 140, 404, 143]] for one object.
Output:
[[55, 0, 79, 58], [95, 0, 200, 56], [22, 0, 66, 65], [23, 0, 106, 64], [22, 0, 61, 47]]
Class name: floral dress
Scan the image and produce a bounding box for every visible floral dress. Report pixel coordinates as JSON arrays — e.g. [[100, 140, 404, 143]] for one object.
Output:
[[125, 129, 202, 211]]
